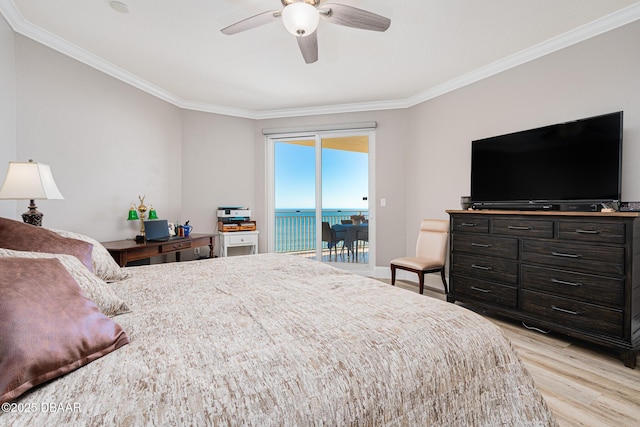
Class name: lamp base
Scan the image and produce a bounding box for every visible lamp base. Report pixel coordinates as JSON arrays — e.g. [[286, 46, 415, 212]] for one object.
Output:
[[22, 200, 43, 226], [135, 235, 145, 243]]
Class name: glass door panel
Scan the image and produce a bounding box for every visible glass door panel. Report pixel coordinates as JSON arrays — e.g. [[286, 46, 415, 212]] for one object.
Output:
[[321, 135, 369, 266], [273, 138, 318, 258]]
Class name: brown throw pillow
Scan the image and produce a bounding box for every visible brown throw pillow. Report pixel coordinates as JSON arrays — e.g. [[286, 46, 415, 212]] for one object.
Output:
[[0, 257, 129, 404], [0, 217, 94, 272], [0, 249, 131, 317]]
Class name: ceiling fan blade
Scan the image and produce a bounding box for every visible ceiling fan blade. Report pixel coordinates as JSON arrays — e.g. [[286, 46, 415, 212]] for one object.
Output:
[[221, 10, 281, 35], [320, 3, 390, 32], [296, 31, 318, 64]]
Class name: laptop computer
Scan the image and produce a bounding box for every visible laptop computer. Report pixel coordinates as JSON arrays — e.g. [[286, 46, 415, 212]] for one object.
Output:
[[144, 219, 184, 242]]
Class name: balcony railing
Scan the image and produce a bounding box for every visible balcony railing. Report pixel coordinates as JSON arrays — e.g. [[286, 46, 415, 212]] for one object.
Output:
[[275, 209, 367, 253]]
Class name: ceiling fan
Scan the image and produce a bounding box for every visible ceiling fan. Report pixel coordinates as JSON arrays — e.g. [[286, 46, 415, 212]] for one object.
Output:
[[221, 0, 391, 64]]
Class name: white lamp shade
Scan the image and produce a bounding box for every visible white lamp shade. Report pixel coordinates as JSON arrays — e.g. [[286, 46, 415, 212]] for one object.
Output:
[[282, 2, 319, 37], [0, 161, 64, 200]]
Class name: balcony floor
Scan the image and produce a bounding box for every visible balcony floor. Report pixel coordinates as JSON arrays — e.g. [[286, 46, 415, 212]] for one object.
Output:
[[290, 245, 369, 264]]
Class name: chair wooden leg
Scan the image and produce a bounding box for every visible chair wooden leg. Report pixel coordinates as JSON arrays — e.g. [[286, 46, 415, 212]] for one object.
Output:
[[391, 265, 396, 286], [440, 268, 448, 294], [418, 272, 425, 295]]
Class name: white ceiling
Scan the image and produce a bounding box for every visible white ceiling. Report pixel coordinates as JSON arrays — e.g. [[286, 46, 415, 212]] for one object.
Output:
[[2, 0, 640, 119]]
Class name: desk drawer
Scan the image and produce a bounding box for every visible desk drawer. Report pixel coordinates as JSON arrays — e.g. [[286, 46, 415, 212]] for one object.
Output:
[[161, 240, 192, 253], [521, 290, 623, 338], [522, 240, 624, 276], [452, 234, 518, 260], [452, 253, 518, 285]]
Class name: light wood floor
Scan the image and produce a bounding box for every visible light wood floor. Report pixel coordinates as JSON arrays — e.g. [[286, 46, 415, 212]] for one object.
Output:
[[388, 278, 640, 427]]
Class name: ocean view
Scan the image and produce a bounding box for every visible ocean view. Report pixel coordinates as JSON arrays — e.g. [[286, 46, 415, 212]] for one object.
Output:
[[275, 209, 368, 252]]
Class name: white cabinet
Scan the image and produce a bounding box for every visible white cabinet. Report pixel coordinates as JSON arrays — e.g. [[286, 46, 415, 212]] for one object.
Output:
[[218, 231, 259, 257]]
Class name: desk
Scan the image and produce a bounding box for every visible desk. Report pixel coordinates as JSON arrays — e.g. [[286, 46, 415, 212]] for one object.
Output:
[[218, 230, 259, 257], [102, 234, 215, 267], [332, 224, 368, 258]]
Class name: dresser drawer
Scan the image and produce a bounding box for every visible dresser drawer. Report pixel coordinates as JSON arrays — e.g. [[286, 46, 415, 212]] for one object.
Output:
[[161, 240, 192, 253], [521, 290, 623, 338], [522, 240, 624, 276], [558, 221, 626, 244], [452, 275, 517, 308], [452, 253, 518, 285], [452, 216, 489, 233], [521, 265, 624, 308], [492, 219, 553, 238], [452, 234, 518, 260]]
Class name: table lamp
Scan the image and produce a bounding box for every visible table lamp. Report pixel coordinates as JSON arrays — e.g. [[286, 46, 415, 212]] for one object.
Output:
[[0, 159, 64, 226], [128, 195, 156, 242]]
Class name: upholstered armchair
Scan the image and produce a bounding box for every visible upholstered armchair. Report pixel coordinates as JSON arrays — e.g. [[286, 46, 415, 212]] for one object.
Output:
[[390, 219, 449, 294]]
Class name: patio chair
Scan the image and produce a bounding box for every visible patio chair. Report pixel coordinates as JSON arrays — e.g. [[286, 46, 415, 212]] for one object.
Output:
[[355, 226, 368, 259], [322, 222, 345, 258]]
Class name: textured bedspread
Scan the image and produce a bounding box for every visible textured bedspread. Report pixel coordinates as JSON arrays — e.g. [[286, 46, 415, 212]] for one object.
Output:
[[3, 254, 556, 426]]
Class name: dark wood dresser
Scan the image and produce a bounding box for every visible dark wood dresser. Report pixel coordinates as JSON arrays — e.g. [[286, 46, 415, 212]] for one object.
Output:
[[446, 210, 640, 368]]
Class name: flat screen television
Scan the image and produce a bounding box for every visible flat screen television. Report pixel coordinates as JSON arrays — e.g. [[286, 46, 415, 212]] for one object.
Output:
[[470, 111, 623, 211]]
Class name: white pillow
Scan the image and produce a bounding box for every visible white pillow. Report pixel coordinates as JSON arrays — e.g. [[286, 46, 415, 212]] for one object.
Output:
[[45, 228, 131, 282]]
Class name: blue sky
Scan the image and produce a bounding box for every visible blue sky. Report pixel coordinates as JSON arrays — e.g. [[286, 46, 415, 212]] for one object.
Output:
[[275, 142, 368, 210]]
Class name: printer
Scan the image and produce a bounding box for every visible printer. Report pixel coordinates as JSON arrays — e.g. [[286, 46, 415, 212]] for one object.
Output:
[[217, 207, 256, 232]]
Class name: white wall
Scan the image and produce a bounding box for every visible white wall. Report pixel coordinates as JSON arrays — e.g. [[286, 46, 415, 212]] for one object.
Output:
[[181, 109, 255, 256], [0, 15, 16, 218], [405, 19, 640, 257], [14, 35, 183, 241]]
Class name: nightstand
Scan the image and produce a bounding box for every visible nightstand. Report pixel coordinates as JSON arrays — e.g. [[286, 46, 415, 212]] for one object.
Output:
[[218, 230, 259, 257]]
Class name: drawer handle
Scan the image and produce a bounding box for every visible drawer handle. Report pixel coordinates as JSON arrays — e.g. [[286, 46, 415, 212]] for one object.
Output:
[[461, 223, 477, 227], [471, 264, 492, 271], [551, 278, 582, 287], [471, 243, 492, 248], [575, 229, 600, 235], [551, 251, 582, 259], [508, 225, 532, 231], [471, 286, 490, 293], [551, 305, 581, 316]]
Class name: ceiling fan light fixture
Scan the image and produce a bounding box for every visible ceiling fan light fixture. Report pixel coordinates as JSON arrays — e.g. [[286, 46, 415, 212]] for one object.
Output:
[[282, 2, 319, 37]]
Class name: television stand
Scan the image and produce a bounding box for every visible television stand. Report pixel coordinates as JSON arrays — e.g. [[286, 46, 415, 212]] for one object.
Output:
[[447, 209, 640, 368]]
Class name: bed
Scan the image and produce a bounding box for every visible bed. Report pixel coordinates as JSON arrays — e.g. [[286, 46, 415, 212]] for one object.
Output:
[[0, 218, 557, 426]]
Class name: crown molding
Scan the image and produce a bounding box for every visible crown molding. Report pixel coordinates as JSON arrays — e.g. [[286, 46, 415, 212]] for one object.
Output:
[[0, 0, 257, 119], [2, 0, 639, 120], [405, 2, 640, 108]]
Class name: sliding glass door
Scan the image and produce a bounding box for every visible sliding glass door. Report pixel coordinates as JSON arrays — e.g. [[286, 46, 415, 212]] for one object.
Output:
[[267, 131, 374, 270]]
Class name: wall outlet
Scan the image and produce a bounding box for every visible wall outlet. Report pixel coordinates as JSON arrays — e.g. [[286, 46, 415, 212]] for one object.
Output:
[[194, 247, 200, 256]]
